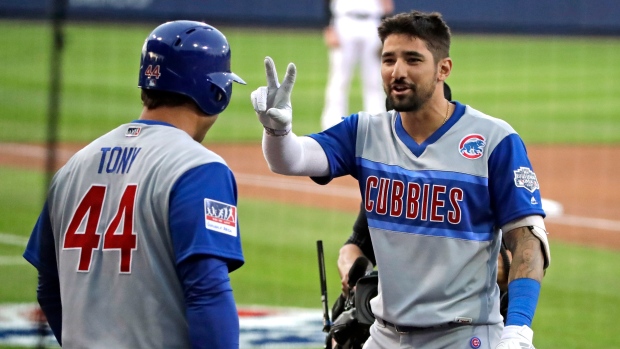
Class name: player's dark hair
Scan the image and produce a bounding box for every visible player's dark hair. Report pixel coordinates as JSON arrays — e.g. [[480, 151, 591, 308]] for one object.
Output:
[[378, 10, 451, 63], [141, 89, 199, 111]]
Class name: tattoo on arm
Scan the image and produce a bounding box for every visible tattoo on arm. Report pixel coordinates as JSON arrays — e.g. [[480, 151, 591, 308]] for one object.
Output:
[[503, 226, 545, 283]]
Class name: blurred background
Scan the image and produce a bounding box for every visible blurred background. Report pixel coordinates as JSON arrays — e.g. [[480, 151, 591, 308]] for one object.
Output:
[[0, 0, 619, 348]]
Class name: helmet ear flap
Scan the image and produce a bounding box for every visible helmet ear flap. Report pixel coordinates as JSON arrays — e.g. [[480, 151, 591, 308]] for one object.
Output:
[[197, 81, 231, 115]]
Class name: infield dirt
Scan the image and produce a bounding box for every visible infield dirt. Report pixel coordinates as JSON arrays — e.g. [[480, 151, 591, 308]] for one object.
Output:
[[1, 142, 618, 250]]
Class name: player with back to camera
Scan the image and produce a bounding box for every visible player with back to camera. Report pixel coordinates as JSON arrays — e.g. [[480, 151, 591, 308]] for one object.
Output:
[[251, 10, 550, 349], [23, 20, 246, 349], [320, 0, 394, 130]]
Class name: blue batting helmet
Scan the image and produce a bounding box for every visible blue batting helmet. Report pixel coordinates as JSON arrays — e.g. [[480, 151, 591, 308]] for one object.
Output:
[[138, 20, 246, 115]]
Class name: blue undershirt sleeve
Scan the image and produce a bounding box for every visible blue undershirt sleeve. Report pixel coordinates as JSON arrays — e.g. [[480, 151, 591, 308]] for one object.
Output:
[[177, 255, 239, 349], [37, 272, 62, 345], [24, 202, 62, 345]]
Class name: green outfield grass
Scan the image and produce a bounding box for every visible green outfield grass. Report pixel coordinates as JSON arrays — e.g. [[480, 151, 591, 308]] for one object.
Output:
[[1, 19, 620, 349], [0, 20, 620, 144]]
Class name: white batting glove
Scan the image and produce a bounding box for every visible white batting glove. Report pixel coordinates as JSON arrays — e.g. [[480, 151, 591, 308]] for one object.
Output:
[[250, 56, 296, 136], [495, 325, 535, 349]]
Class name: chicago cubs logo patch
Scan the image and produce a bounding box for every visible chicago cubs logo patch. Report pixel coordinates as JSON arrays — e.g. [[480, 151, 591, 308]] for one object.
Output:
[[459, 134, 486, 159], [469, 336, 482, 348], [204, 199, 237, 236], [514, 167, 540, 193]]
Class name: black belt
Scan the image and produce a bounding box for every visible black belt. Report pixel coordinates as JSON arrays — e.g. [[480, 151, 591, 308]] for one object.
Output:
[[375, 317, 469, 334]]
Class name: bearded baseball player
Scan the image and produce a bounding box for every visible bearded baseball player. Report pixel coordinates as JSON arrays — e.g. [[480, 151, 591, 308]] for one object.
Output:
[[337, 83, 512, 298], [252, 10, 550, 349], [23, 21, 246, 348]]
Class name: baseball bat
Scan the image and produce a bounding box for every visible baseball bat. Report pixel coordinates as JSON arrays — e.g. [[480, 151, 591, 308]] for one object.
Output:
[[316, 240, 331, 332]]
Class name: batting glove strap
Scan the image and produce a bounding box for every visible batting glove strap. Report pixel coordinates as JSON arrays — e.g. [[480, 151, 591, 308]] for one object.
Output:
[[495, 325, 535, 349], [263, 126, 291, 137]]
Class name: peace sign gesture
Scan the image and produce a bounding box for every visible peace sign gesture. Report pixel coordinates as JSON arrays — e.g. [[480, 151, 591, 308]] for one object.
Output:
[[251, 56, 297, 136]]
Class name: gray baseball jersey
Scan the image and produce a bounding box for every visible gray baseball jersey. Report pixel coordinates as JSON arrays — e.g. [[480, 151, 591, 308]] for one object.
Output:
[[309, 102, 545, 327], [24, 120, 243, 348]]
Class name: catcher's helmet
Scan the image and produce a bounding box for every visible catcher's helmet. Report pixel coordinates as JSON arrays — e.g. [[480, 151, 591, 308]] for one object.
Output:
[[138, 20, 246, 115]]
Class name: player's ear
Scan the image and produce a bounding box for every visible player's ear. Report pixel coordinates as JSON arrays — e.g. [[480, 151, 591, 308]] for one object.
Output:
[[437, 57, 452, 82]]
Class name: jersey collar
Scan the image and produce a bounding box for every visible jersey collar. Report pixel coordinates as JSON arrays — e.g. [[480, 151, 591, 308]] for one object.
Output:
[[394, 101, 466, 157], [130, 119, 176, 128]]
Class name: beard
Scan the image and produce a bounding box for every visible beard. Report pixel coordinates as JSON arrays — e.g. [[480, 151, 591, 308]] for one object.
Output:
[[385, 78, 436, 112]]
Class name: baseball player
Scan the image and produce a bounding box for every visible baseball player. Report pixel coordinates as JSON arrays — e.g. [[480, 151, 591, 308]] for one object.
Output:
[[338, 82, 453, 295], [252, 10, 550, 349], [338, 83, 511, 297], [321, 0, 394, 130], [329, 83, 511, 349], [23, 21, 246, 349]]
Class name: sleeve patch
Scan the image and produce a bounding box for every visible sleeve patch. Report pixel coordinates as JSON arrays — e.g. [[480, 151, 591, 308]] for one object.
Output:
[[204, 199, 237, 237], [513, 167, 539, 193]]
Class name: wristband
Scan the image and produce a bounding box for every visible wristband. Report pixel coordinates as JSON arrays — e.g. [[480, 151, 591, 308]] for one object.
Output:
[[263, 126, 290, 137], [505, 278, 540, 327]]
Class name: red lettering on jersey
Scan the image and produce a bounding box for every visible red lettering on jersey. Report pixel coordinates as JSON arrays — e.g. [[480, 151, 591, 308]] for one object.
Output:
[[63, 185, 106, 272], [365, 176, 378, 212], [102, 184, 138, 273], [406, 182, 421, 219], [63, 184, 138, 273], [390, 180, 405, 217], [366, 176, 465, 226], [430, 185, 447, 222], [376, 178, 390, 215], [420, 184, 430, 221], [448, 188, 464, 224]]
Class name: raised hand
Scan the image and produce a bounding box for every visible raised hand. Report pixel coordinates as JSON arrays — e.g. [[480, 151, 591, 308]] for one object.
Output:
[[251, 56, 296, 136]]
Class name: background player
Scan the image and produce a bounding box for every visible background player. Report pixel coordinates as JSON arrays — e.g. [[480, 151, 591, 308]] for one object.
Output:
[[23, 20, 246, 349], [321, 0, 394, 130], [251, 10, 550, 349]]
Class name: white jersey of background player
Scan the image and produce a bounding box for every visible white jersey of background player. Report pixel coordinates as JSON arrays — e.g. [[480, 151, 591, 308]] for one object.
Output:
[[321, 0, 394, 130], [253, 10, 550, 349], [24, 21, 246, 349]]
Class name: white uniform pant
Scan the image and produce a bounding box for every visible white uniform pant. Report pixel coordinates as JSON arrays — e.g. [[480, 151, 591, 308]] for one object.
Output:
[[362, 320, 502, 349], [321, 16, 386, 130]]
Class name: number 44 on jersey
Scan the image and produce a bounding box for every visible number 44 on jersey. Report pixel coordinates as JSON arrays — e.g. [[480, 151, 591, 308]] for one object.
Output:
[[63, 184, 138, 273]]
